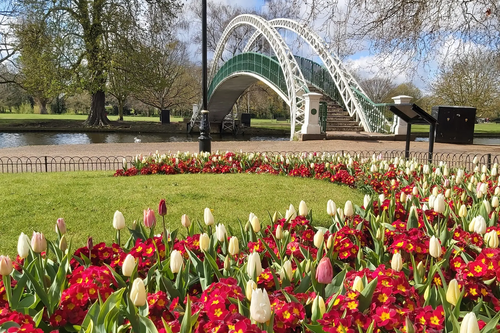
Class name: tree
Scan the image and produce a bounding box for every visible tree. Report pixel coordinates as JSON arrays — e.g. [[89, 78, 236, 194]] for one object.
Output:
[[15, 19, 65, 114], [0, 0, 17, 76], [384, 83, 423, 103], [18, 0, 182, 126], [359, 77, 395, 103], [431, 50, 500, 118], [187, 1, 258, 61], [307, 0, 499, 72], [131, 40, 200, 113]]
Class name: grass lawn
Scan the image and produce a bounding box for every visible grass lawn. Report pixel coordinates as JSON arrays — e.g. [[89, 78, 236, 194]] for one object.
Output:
[[412, 123, 500, 134], [0, 171, 363, 257], [0, 113, 184, 124]]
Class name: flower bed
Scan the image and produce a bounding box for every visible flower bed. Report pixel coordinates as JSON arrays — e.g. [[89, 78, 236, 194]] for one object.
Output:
[[1, 152, 500, 332]]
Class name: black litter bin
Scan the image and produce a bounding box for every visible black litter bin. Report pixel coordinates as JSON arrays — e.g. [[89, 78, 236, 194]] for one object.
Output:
[[240, 113, 251, 127], [160, 109, 170, 124], [432, 106, 476, 144]]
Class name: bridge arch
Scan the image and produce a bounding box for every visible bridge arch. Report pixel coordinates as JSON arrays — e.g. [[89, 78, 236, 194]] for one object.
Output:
[[206, 53, 290, 124], [243, 18, 389, 133], [192, 14, 310, 139]]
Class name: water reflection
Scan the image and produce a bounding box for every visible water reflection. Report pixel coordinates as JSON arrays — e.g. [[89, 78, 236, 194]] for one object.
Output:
[[0, 132, 288, 149]]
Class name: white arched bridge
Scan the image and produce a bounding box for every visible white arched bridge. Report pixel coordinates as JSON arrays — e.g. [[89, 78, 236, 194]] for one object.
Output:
[[188, 14, 394, 140]]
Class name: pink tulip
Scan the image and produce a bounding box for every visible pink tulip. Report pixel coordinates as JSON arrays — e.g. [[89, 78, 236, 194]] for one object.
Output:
[[316, 257, 333, 284], [31, 232, 47, 253], [56, 218, 67, 234], [0, 256, 13, 276], [143, 208, 156, 228], [158, 199, 167, 216]]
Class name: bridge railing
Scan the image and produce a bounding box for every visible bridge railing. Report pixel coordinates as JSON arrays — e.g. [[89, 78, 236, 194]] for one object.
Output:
[[294, 56, 394, 133], [350, 87, 394, 133], [319, 102, 328, 132], [295, 56, 346, 110], [208, 53, 287, 100]]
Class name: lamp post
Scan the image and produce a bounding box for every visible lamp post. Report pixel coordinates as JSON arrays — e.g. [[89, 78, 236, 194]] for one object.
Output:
[[199, 0, 211, 153]]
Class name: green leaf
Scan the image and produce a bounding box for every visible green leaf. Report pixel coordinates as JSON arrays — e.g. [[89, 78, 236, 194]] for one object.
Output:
[[358, 277, 378, 312], [128, 226, 146, 242], [180, 296, 193, 333], [161, 276, 182, 301], [80, 301, 100, 333], [203, 251, 223, 280], [47, 254, 70, 315], [11, 272, 28, 307], [22, 261, 50, 312], [294, 273, 312, 294], [258, 235, 280, 264], [104, 263, 128, 289], [480, 310, 500, 333], [185, 248, 203, 277], [138, 315, 160, 333], [303, 323, 327, 333], [325, 269, 346, 299], [96, 288, 126, 331]]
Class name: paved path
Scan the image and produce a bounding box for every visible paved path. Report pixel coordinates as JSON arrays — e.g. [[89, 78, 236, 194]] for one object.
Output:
[[1, 137, 499, 158]]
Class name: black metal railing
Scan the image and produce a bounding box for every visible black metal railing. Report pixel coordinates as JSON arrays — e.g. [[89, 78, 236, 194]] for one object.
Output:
[[0, 156, 132, 173], [1, 151, 499, 174]]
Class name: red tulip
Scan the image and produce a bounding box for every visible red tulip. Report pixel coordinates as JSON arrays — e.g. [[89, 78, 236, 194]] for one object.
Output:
[[143, 208, 156, 228], [158, 199, 167, 216], [316, 257, 333, 284]]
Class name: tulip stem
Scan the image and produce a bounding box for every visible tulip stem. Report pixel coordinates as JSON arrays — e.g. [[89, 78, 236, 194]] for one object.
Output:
[[162, 216, 168, 247], [2, 275, 12, 308], [116, 230, 120, 246]]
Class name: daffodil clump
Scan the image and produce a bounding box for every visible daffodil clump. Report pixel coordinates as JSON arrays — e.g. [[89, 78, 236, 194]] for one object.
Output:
[[1, 153, 500, 332]]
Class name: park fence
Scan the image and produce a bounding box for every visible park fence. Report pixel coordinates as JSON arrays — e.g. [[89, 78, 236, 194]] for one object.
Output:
[[1, 151, 500, 174]]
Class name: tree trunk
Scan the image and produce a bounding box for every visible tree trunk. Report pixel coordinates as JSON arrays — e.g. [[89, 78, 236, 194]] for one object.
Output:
[[34, 97, 48, 114], [85, 90, 109, 126], [118, 99, 124, 121]]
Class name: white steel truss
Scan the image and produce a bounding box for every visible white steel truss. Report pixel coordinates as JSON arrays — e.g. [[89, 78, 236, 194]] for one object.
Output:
[[243, 18, 382, 133], [190, 14, 310, 140]]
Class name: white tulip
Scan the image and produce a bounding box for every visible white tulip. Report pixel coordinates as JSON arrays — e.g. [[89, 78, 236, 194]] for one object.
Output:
[[228, 236, 240, 255], [459, 205, 468, 218], [344, 200, 354, 217], [434, 194, 446, 214], [199, 233, 210, 251], [460, 312, 480, 333], [247, 252, 262, 278], [130, 278, 147, 307], [327, 200, 337, 217], [473, 216, 487, 235], [446, 279, 460, 306], [113, 211, 126, 230], [492, 196, 499, 208], [281, 260, 293, 281], [170, 250, 183, 273], [285, 204, 297, 220], [204, 208, 214, 226], [246, 279, 257, 301], [298, 200, 308, 217], [17, 232, 30, 259], [429, 236, 442, 258], [122, 254, 136, 277], [391, 252, 403, 272], [250, 289, 272, 323], [215, 224, 227, 242], [313, 229, 325, 248], [352, 276, 364, 292]]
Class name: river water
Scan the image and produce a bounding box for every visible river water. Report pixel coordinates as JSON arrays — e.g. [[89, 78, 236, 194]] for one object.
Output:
[[1, 132, 499, 149], [0, 132, 289, 149]]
